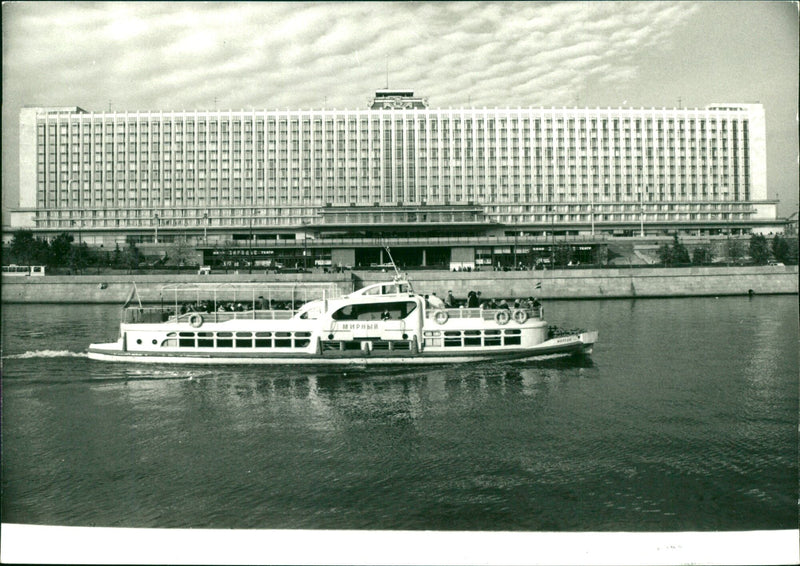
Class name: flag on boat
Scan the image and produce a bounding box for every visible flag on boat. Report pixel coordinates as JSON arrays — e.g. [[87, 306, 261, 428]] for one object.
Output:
[[535, 281, 542, 290], [122, 284, 137, 308]]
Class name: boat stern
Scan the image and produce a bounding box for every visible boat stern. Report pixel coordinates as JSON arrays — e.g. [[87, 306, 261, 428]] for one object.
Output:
[[87, 339, 125, 361]]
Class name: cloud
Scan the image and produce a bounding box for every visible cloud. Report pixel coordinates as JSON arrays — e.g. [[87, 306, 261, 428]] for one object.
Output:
[[3, 1, 701, 113]]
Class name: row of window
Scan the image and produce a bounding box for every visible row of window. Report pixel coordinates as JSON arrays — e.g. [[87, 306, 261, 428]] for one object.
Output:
[[423, 329, 522, 347], [39, 145, 752, 162], [157, 330, 312, 349], [37, 114, 752, 136], [151, 329, 523, 350], [36, 200, 751, 219]]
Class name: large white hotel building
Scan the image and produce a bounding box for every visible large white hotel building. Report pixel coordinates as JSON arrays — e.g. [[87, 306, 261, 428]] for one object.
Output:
[[12, 90, 779, 268]]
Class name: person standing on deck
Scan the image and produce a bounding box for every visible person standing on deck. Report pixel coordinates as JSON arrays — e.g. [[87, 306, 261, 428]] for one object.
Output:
[[428, 292, 445, 309]]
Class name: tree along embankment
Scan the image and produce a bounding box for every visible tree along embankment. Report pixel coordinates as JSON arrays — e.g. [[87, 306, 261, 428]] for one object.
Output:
[[1, 266, 796, 304]]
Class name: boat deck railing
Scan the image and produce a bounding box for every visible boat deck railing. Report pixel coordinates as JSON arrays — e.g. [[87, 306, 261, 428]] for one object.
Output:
[[426, 307, 542, 321], [122, 307, 298, 324]]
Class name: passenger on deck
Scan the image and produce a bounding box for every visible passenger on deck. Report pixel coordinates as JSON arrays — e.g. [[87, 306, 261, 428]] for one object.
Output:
[[498, 299, 510, 309], [467, 291, 479, 308], [445, 290, 456, 308], [381, 309, 391, 320], [428, 292, 445, 309]]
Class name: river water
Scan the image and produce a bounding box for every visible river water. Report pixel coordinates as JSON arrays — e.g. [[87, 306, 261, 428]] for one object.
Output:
[[1, 296, 797, 532]]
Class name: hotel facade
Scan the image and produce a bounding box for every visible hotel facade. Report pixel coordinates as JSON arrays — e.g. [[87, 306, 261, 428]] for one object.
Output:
[[12, 90, 779, 268]]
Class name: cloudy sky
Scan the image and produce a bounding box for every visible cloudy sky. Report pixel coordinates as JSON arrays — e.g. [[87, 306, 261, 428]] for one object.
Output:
[[3, 1, 798, 223]]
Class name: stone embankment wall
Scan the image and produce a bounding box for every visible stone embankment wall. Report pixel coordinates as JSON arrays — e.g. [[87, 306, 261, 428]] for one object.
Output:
[[1, 273, 355, 304], [359, 266, 798, 300], [1, 266, 797, 304]]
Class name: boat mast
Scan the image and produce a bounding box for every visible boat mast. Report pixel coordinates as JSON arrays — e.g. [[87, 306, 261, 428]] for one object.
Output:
[[383, 245, 414, 293]]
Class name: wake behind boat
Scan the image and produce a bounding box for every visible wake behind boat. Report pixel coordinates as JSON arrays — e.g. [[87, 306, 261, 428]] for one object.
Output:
[[88, 277, 597, 365]]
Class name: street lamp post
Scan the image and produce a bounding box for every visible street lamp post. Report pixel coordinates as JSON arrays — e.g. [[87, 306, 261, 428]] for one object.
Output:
[[154, 213, 159, 244], [301, 220, 309, 271], [249, 211, 253, 274], [549, 203, 555, 269], [66, 178, 82, 244], [203, 212, 208, 244], [513, 231, 517, 269], [248, 208, 260, 274], [723, 191, 731, 265], [69, 219, 81, 246], [639, 189, 645, 238]]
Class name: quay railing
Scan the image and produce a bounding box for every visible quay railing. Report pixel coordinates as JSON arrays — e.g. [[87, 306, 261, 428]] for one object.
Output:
[[122, 306, 299, 325]]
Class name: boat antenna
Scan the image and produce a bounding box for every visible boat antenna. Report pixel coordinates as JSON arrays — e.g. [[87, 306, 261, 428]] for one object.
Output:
[[383, 245, 414, 292], [383, 245, 401, 278]]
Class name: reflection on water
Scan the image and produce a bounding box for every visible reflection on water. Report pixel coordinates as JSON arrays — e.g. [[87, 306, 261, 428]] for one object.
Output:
[[1, 297, 797, 531]]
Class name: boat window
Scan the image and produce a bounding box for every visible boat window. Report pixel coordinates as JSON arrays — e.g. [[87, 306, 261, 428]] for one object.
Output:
[[179, 337, 195, 347], [331, 301, 417, 321], [255, 332, 272, 337], [423, 330, 441, 337], [275, 332, 291, 337], [217, 338, 233, 348], [484, 330, 502, 346], [197, 337, 214, 347], [300, 305, 323, 319], [295, 332, 311, 338], [255, 338, 272, 347], [217, 332, 233, 337], [444, 331, 462, 347], [274, 337, 292, 347], [235, 337, 253, 348], [503, 328, 521, 346], [167, 332, 177, 337], [463, 329, 481, 346], [236, 332, 252, 337], [197, 332, 213, 337], [161, 339, 177, 347], [295, 338, 311, 348], [179, 332, 195, 337]]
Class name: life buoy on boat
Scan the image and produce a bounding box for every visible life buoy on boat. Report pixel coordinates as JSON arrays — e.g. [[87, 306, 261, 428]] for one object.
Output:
[[434, 310, 449, 325], [188, 314, 204, 328], [512, 309, 528, 324], [494, 310, 510, 325]]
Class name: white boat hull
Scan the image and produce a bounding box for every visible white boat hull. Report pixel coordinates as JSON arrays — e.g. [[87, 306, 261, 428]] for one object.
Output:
[[87, 331, 597, 365]]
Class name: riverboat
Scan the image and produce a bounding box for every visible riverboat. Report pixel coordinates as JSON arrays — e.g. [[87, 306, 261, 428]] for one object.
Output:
[[88, 278, 598, 365]]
